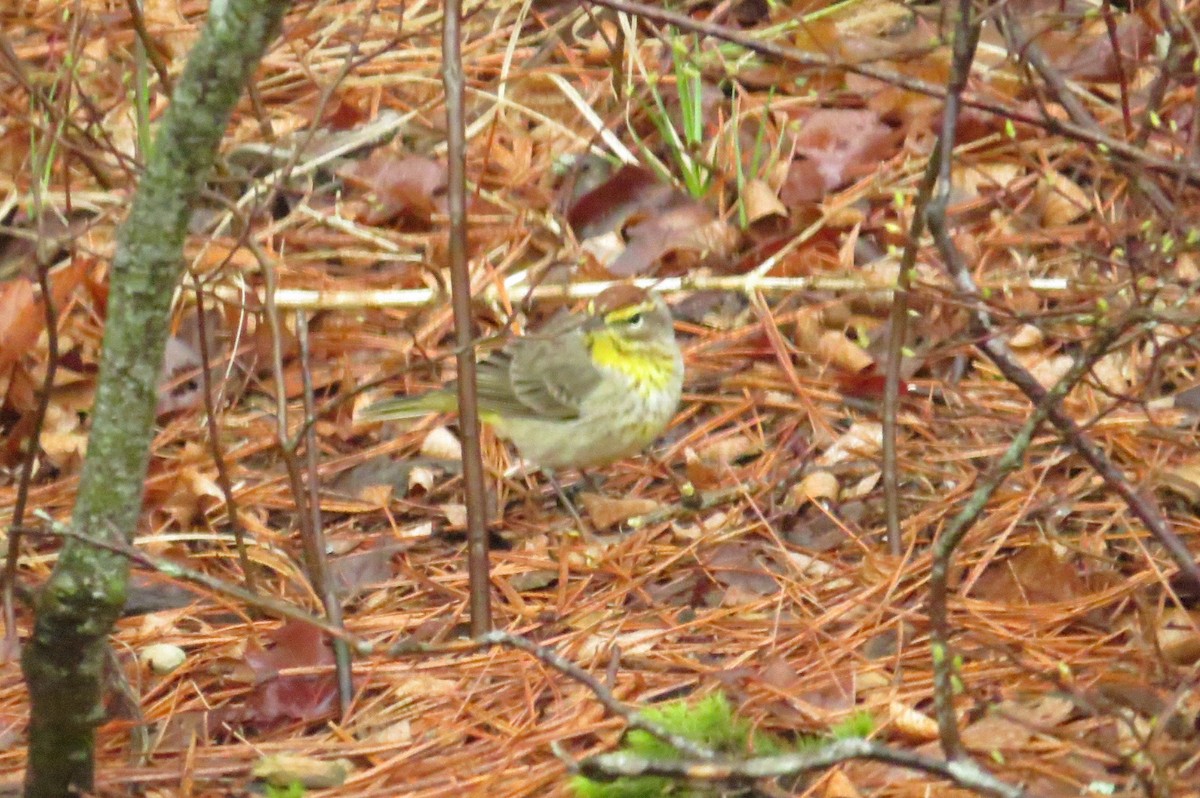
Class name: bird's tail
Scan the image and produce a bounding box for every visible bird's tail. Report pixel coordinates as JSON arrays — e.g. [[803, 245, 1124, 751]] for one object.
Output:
[[360, 389, 458, 420]]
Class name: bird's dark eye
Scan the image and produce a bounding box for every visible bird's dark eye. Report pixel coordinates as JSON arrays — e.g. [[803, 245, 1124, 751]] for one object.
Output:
[[625, 312, 643, 325]]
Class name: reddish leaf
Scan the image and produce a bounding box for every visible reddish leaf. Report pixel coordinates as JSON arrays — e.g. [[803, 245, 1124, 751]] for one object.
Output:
[[567, 164, 736, 275], [783, 109, 899, 202], [323, 96, 370, 131], [835, 365, 910, 401], [0, 278, 36, 372], [0, 257, 88, 372], [1042, 14, 1154, 83], [330, 539, 401, 599], [730, 0, 770, 27], [779, 158, 827, 206], [243, 621, 338, 727], [608, 203, 738, 277], [341, 152, 448, 225], [701, 541, 781, 600], [566, 165, 680, 240]]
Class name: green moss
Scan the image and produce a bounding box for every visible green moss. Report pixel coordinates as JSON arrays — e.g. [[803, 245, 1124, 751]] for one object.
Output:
[[571, 693, 872, 798]]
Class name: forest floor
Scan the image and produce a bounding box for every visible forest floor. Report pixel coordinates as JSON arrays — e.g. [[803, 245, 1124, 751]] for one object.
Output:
[[3, 1, 1200, 796]]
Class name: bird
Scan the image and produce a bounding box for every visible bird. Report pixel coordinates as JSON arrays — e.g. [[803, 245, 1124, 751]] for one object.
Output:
[[361, 284, 684, 472]]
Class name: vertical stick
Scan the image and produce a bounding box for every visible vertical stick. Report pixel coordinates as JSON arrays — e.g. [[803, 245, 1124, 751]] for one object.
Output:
[[442, 0, 492, 634]]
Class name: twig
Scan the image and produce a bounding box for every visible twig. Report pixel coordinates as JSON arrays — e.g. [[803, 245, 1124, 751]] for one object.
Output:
[[0, 33, 117, 188], [576, 738, 1028, 798], [475, 632, 1026, 798], [1134, 5, 1199, 159], [443, 0, 492, 635], [626, 483, 751, 528], [296, 311, 354, 714], [260, 250, 313, 576], [259, 244, 356, 719], [926, 313, 1143, 767], [476, 630, 719, 761], [954, 305, 1200, 589], [2, 234, 61, 643], [925, 191, 1200, 591], [1098, 0, 1132, 135], [190, 272, 257, 594], [923, 2, 1200, 764], [924, 0, 982, 760], [231, 273, 1074, 311], [26, 513, 372, 655], [123, 0, 174, 96], [999, 11, 1173, 218], [580, 0, 1200, 188], [882, 151, 941, 556]]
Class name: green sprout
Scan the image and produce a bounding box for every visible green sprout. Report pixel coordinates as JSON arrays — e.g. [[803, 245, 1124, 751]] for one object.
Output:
[[633, 31, 714, 199]]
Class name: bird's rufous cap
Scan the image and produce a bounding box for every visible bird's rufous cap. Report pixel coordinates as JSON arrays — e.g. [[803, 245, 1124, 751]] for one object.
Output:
[[588, 284, 653, 317]]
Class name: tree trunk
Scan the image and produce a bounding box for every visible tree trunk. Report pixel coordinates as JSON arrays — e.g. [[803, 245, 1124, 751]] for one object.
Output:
[[20, 2, 290, 795]]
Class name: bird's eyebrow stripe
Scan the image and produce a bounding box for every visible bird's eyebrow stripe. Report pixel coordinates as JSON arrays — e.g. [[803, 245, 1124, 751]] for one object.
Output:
[[603, 301, 655, 323]]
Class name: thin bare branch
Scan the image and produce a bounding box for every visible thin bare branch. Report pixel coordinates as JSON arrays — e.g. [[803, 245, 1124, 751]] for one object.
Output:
[[443, 0, 492, 635]]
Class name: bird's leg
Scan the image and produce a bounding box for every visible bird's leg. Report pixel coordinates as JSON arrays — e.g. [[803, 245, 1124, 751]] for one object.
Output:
[[576, 467, 604, 495], [544, 469, 594, 537]]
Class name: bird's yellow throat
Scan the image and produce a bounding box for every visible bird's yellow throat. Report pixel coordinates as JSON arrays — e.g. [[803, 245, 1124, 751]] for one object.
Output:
[[585, 329, 675, 392]]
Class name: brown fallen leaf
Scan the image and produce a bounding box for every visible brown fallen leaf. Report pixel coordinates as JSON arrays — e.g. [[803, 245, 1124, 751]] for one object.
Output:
[[696, 433, 763, 467], [608, 203, 739, 277], [1037, 170, 1092, 227], [962, 694, 1075, 753], [888, 701, 939, 742], [960, 711, 1035, 752], [1041, 13, 1153, 83], [741, 178, 787, 223], [1156, 607, 1200, 665], [816, 422, 883, 466], [0, 256, 89, 373], [701, 540, 781, 599], [971, 543, 1086, 604], [578, 493, 659, 529], [791, 471, 840, 505], [1156, 460, 1200, 505], [823, 769, 863, 798], [815, 330, 875, 372]]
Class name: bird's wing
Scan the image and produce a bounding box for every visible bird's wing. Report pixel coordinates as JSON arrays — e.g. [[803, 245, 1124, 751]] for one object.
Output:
[[474, 313, 603, 420]]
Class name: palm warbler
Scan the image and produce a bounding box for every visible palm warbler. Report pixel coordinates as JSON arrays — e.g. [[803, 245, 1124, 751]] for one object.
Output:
[[362, 285, 683, 470]]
